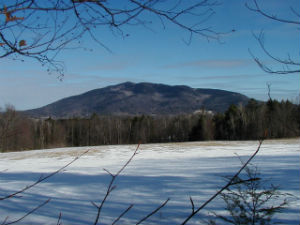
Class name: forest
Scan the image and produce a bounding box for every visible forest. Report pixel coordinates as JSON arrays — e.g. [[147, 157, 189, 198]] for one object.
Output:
[[0, 99, 299, 152]]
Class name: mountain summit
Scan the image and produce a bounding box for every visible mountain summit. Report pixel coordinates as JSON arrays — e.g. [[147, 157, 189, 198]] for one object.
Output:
[[24, 82, 249, 118]]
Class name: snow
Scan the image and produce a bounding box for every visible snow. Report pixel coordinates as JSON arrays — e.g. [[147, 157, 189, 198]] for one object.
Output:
[[0, 139, 299, 224]]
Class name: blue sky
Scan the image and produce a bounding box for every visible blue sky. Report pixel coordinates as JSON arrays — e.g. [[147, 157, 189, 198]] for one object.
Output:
[[0, 0, 299, 110]]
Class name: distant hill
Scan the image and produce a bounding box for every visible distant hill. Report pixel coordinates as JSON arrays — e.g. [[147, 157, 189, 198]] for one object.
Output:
[[24, 82, 250, 118]]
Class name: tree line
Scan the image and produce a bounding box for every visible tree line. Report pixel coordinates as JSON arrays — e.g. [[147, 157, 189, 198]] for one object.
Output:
[[0, 99, 299, 152]]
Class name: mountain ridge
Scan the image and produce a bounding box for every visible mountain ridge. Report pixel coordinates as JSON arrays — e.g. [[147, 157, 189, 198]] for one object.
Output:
[[24, 82, 250, 118]]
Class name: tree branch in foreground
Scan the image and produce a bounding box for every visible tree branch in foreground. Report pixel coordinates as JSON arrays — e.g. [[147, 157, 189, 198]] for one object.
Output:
[[0, 0, 226, 77], [111, 204, 134, 225], [0, 149, 90, 224], [136, 198, 170, 225], [246, 0, 300, 74], [180, 139, 264, 225], [92, 143, 170, 225], [93, 143, 140, 225], [1, 198, 51, 225], [0, 149, 90, 200]]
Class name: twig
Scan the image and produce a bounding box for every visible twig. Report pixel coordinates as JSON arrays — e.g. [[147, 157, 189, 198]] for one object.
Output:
[[246, 0, 300, 25], [1, 217, 8, 225], [1, 1, 223, 77], [180, 139, 264, 225], [93, 143, 140, 225], [0, 149, 89, 201], [57, 212, 62, 225], [246, 0, 300, 75], [190, 197, 195, 213], [3, 198, 51, 225], [230, 177, 261, 186], [111, 204, 134, 225], [136, 198, 170, 225]]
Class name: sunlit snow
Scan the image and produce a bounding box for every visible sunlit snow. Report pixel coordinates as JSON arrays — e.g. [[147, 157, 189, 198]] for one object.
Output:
[[0, 139, 299, 224]]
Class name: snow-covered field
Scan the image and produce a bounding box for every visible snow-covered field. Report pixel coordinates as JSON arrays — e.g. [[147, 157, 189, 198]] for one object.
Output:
[[0, 139, 299, 225]]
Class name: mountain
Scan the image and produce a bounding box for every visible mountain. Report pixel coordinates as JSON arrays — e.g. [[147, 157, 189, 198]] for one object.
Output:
[[24, 82, 250, 118]]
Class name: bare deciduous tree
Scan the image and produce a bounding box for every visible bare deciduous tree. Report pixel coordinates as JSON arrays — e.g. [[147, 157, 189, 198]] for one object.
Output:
[[0, 0, 225, 77]]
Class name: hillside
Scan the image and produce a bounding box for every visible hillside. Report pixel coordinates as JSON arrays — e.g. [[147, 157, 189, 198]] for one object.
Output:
[[24, 82, 250, 118]]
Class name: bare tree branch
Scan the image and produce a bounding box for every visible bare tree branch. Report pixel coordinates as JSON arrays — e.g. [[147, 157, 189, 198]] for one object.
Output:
[[180, 139, 264, 225], [190, 196, 195, 213], [0, 0, 226, 77], [2, 198, 51, 225], [0, 149, 89, 201], [56, 212, 62, 225], [248, 31, 300, 74], [245, 0, 300, 25], [93, 143, 140, 225], [136, 198, 170, 225], [246, 0, 300, 74], [111, 204, 134, 225]]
